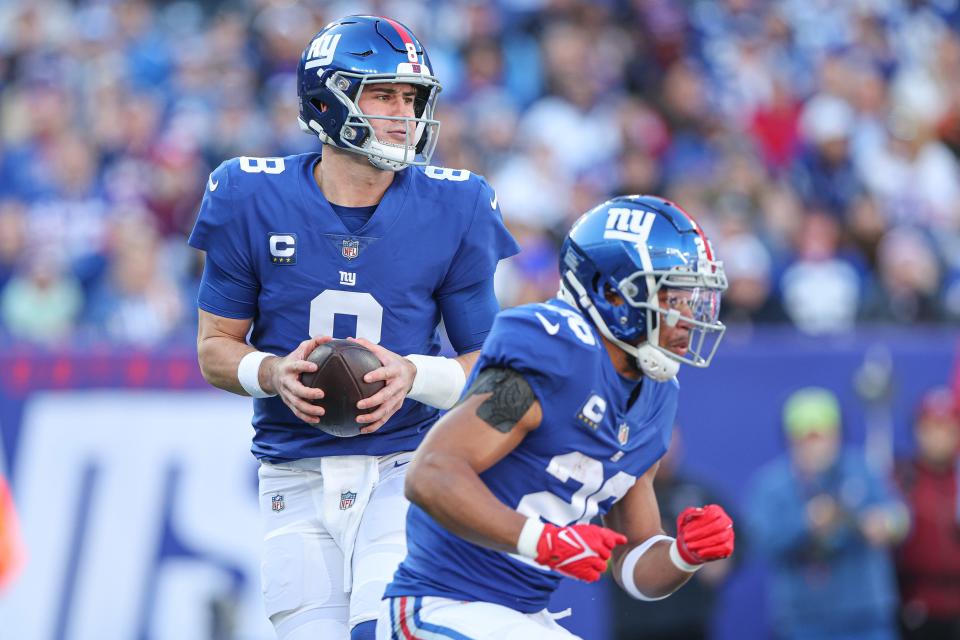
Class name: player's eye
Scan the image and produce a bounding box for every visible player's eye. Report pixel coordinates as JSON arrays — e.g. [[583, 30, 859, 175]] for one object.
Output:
[[665, 295, 692, 310]]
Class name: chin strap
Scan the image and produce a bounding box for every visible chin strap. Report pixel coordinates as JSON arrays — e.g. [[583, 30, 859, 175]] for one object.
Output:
[[300, 117, 411, 172], [560, 274, 678, 382], [635, 343, 679, 382]]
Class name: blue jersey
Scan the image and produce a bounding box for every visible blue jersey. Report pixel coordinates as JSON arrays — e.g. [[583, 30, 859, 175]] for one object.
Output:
[[385, 298, 679, 612], [187, 154, 518, 461]]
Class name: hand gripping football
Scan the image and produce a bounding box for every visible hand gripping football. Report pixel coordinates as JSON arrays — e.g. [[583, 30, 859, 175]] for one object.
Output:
[[299, 339, 385, 437]]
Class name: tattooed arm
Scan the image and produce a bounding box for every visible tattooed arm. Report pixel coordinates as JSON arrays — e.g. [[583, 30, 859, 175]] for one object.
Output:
[[404, 367, 542, 553]]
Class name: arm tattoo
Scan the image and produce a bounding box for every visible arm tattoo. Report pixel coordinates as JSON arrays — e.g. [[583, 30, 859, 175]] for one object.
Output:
[[461, 367, 535, 433]]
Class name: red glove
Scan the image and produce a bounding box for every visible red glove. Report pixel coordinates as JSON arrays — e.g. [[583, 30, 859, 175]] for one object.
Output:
[[674, 504, 735, 567], [534, 523, 627, 582]]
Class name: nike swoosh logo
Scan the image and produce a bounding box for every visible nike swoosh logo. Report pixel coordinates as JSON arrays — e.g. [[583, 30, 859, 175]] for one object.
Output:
[[208, 175, 219, 192], [490, 192, 498, 209], [394, 460, 410, 468], [557, 529, 580, 548], [535, 312, 560, 335]]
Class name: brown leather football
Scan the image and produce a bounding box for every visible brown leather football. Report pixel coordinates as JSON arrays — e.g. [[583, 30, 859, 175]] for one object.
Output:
[[299, 339, 385, 437]]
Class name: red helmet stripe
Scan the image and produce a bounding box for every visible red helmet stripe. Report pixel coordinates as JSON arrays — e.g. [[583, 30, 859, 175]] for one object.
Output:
[[672, 202, 713, 261], [380, 16, 414, 48]]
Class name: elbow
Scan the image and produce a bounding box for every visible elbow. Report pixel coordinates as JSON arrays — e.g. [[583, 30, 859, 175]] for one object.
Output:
[[195, 340, 217, 386], [403, 452, 448, 509]]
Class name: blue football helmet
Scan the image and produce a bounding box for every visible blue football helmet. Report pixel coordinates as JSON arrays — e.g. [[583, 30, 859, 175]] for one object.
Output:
[[559, 195, 727, 380], [297, 16, 441, 171]]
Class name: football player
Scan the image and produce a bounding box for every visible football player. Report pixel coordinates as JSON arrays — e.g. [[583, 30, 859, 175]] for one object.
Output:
[[380, 196, 735, 638], [188, 16, 518, 640]]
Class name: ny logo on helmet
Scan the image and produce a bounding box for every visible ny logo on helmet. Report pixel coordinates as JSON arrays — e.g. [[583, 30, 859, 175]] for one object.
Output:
[[604, 208, 655, 244], [305, 33, 341, 69]]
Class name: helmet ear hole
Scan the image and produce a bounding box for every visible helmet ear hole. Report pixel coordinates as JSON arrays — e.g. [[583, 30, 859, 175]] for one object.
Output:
[[310, 98, 327, 114], [591, 273, 602, 293], [602, 283, 624, 306]]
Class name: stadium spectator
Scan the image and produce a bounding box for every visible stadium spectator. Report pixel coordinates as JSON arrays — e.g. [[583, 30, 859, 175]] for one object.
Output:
[[790, 94, 864, 220], [746, 387, 907, 640], [0, 248, 82, 345], [84, 215, 184, 346], [895, 387, 960, 640], [0, 201, 27, 290], [860, 226, 944, 324], [779, 212, 863, 335]]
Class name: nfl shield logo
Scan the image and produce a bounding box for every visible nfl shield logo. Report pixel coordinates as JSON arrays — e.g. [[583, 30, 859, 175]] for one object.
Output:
[[617, 423, 630, 446], [340, 490, 357, 510], [271, 494, 285, 512], [342, 239, 359, 260]]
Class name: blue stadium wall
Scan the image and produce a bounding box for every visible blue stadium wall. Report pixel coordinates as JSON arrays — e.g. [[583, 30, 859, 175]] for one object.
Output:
[[0, 328, 956, 639]]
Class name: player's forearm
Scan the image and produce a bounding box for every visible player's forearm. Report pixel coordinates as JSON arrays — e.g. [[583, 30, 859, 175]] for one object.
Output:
[[614, 539, 694, 599], [405, 450, 526, 553], [197, 335, 276, 396]]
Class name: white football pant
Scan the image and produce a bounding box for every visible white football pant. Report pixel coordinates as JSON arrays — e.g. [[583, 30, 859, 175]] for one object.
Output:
[[258, 451, 412, 639], [377, 596, 580, 640]]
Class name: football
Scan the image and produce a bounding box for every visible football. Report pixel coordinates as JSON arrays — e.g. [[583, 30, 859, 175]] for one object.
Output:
[[299, 339, 385, 437]]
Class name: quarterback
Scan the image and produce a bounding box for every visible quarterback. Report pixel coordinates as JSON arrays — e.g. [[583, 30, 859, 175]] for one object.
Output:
[[188, 15, 518, 640]]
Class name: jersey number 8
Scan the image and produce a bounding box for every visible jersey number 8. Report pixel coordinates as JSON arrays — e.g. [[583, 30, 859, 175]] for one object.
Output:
[[309, 290, 383, 343]]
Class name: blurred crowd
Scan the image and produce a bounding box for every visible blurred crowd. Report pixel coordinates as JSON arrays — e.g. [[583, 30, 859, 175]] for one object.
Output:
[[2, 0, 960, 346]]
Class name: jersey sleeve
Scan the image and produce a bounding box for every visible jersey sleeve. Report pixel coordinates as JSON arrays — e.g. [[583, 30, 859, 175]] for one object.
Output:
[[187, 160, 259, 315], [477, 306, 595, 408], [438, 278, 500, 354], [438, 176, 520, 295]]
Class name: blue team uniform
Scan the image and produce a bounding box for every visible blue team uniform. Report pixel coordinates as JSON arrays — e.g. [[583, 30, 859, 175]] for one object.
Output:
[[188, 153, 518, 462], [385, 298, 679, 613]]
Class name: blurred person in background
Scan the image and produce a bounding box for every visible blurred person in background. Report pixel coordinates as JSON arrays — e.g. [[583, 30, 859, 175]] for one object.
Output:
[[746, 387, 907, 640], [860, 226, 944, 324], [85, 214, 184, 346], [518, 20, 623, 182], [0, 247, 82, 345], [790, 94, 865, 221], [610, 428, 738, 640], [779, 211, 864, 335], [894, 387, 960, 640], [0, 201, 27, 290], [188, 15, 517, 640], [716, 226, 785, 327], [856, 70, 960, 232]]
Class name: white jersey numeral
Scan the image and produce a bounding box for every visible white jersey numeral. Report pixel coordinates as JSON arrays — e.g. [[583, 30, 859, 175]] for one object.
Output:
[[309, 290, 384, 343], [515, 451, 635, 526], [239, 157, 286, 174], [424, 166, 471, 182]]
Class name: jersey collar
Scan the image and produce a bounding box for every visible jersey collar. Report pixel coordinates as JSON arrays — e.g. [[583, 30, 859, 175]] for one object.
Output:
[[299, 152, 412, 238]]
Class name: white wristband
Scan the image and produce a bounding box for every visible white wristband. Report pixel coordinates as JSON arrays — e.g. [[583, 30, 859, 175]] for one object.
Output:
[[669, 539, 702, 573], [238, 351, 276, 398], [405, 354, 467, 409], [517, 517, 545, 559], [620, 535, 674, 601]]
